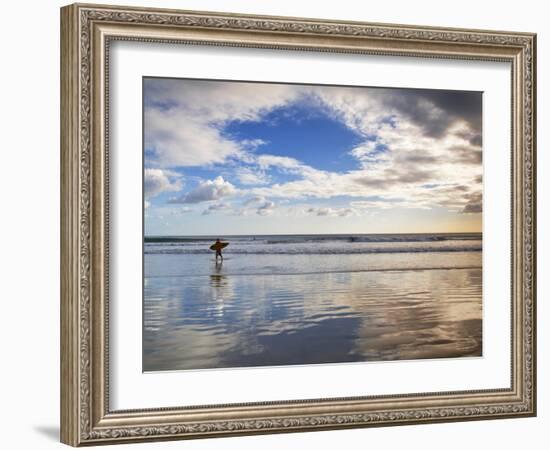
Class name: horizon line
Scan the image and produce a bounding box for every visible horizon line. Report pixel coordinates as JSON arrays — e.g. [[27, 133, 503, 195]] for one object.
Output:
[[144, 231, 482, 238]]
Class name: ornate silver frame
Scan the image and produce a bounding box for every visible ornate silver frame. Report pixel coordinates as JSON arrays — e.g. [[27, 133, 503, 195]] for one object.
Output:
[[60, 3, 536, 446]]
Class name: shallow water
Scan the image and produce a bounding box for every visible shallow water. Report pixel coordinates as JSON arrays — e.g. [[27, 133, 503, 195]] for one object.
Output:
[[143, 249, 482, 371]]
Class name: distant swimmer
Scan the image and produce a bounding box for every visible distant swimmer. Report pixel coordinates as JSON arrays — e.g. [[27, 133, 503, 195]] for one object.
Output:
[[210, 239, 229, 262]]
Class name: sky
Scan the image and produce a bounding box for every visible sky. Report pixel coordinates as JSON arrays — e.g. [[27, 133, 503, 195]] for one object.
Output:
[[143, 77, 482, 236]]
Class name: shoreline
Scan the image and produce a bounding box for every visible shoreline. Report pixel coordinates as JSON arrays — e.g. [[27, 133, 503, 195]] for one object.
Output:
[[144, 265, 483, 279]]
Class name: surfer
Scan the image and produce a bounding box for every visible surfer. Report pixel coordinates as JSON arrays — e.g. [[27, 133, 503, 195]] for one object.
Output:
[[214, 239, 224, 262], [210, 238, 228, 262]]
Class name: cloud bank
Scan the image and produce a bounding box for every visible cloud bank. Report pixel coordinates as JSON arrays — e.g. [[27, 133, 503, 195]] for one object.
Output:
[[144, 77, 482, 232]]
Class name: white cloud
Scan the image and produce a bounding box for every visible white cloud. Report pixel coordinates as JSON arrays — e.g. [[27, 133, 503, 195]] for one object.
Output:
[[171, 207, 193, 215], [144, 79, 301, 168], [461, 191, 482, 214], [202, 202, 231, 215], [171, 176, 236, 204], [351, 200, 400, 210], [249, 114, 481, 213], [256, 200, 276, 216], [240, 139, 267, 150], [243, 195, 265, 206], [235, 167, 270, 186], [257, 155, 301, 171], [145, 110, 242, 167], [256, 154, 321, 178], [337, 208, 356, 217], [144, 168, 182, 199], [316, 207, 331, 216], [145, 78, 482, 216], [349, 141, 377, 160], [306, 206, 357, 217]]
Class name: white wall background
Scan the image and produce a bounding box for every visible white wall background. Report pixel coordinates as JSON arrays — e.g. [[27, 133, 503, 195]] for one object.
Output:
[[0, 0, 546, 449]]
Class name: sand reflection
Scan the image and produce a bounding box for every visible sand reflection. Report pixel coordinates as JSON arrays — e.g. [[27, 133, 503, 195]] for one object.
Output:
[[143, 267, 482, 371]]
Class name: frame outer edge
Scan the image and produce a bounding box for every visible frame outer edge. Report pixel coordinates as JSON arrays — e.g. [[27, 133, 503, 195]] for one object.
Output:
[[61, 2, 537, 445], [533, 33, 537, 416], [528, 33, 536, 416], [61, 4, 81, 447]]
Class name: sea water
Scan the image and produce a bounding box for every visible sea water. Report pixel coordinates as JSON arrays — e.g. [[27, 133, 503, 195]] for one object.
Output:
[[143, 233, 482, 371]]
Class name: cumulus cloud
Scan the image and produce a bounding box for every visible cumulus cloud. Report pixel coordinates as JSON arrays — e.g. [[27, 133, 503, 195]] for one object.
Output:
[[202, 202, 231, 215], [313, 86, 481, 138], [243, 195, 265, 206], [257, 155, 301, 171], [256, 200, 276, 216], [461, 191, 483, 213], [376, 89, 482, 138], [306, 206, 357, 217], [144, 78, 301, 168], [351, 199, 399, 210], [315, 207, 331, 216], [337, 208, 356, 217], [145, 78, 483, 220], [235, 167, 270, 185], [145, 110, 242, 167], [256, 154, 321, 179], [449, 145, 483, 165], [235, 85, 482, 215], [144, 168, 182, 199], [349, 141, 389, 166], [240, 139, 267, 150], [249, 120, 481, 214], [170, 176, 236, 204], [171, 207, 193, 215]]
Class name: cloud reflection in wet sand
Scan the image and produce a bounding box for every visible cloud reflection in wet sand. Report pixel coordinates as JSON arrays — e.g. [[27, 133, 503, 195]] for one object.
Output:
[[143, 267, 481, 371]]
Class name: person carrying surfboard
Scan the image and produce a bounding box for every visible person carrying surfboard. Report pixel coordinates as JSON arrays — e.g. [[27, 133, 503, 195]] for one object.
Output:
[[210, 238, 229, 262]]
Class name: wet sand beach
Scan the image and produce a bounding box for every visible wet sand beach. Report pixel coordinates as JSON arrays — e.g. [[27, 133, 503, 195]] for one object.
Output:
[[143, 234, 482, 371]]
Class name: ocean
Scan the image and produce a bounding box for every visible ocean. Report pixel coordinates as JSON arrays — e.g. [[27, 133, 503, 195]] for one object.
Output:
[[143, 233, 482, 371]]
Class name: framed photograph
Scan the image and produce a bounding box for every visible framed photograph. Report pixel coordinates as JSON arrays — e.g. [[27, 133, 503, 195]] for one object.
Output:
[[60, 3, 536, 446]]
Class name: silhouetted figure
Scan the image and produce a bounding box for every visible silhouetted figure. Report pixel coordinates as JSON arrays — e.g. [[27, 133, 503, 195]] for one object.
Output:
[[215, 239, 223, 262], [210, 238, 228, 262]]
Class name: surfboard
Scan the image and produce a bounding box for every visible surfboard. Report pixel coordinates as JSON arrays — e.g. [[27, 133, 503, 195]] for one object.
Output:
[[209, 242, 229, 251]]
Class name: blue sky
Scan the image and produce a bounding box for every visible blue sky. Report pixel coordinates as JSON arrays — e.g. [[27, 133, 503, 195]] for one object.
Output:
[[222, 102, 364, 173], [143, 78, 482, 236]]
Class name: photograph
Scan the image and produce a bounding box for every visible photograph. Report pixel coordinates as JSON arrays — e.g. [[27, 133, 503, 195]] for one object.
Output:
[[142, 77, 483, 372]]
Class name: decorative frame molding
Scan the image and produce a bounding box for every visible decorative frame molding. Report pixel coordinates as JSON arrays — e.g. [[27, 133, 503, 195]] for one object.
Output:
[[60, 3, 536, 446]]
